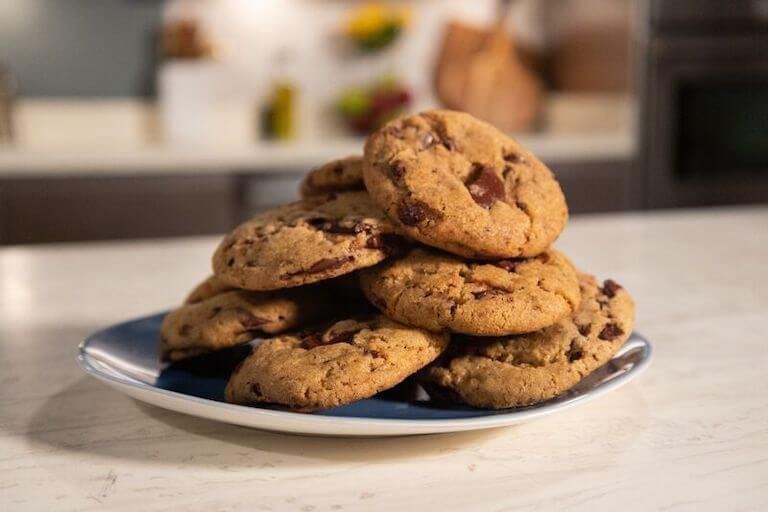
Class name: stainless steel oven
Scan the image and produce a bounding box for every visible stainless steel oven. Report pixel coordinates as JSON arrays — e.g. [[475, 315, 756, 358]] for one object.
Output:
[[638, 0, 768, 208]]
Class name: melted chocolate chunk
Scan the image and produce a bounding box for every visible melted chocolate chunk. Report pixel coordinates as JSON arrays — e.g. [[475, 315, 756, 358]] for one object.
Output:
[[465, 164, 506, 209], [388, 160, 407, 180], [302, 327, 361, 349], [598, 323, 624, 341], [237, 310, 270, 331], [577, 324, 592, 336], [567, 339, 583, 362], [503, 152, 527, 164], [601, 279, 622, 298], [397, 199, 442, 226], [367, 293, 387, 310], [307, 217, 369, 235], [384, 124, 405, 139], [365, 234, 408, 256], [306, 255, 355, 274], [325, 328, 361, 345], [301, 332, 324, 349]]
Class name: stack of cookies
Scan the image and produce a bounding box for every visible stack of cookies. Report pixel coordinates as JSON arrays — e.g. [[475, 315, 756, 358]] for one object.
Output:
[[159, 110, 635, 411]]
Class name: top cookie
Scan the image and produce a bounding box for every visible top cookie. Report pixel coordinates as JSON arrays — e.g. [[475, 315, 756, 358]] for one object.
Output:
[[420, 274, 635, 409], [360, 248, 580, 336], [299, 156, 365, 199], [363, 110, 568, 259], [212, 192, 402, 290]]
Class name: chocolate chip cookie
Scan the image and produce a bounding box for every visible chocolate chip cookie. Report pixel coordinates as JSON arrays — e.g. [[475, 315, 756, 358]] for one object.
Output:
[[420, 274, 635, 408], [225, 314, 450, 411], [184, 275, 236, 304], [160, 283, 337, 362], [360, 248, 580, 336], [212, 192, 403, 290], [299, 156, 365, 199], [363, 110, 568, 259]]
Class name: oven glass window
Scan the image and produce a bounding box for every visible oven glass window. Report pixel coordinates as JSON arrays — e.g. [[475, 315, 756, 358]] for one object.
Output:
[[677, 82, 768, 180]]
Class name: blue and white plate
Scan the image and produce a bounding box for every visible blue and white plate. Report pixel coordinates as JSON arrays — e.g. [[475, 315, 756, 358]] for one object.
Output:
[[78, 313, 652, 437]]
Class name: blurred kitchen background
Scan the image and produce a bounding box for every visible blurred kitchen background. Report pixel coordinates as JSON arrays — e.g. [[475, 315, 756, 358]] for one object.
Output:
[[0, 0, 766, 245]]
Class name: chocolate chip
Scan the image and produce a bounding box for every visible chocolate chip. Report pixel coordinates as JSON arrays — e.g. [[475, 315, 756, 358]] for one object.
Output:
[[227, 257, 235, 267], [325, 329, 360, 345], [494, 259, 523, 272], [302, 328, 360, 349], [367, 293, 387, 310], [503, 152, 527, 164], [598, 323, 624, 341], [384, 124, 405, 138], [365, 234, 383, 249], [250, 383, 262, 396], [301, 332, 324, 349], [442, 137, 457, 151], [388, 161, 407, 180], [537, 252, 551, 264], [239, 312, 270, 331], [421, 132, 435, 148], [465, 164, 505, 209], [307, 218, 369, 235], [567, 339, 583, 361], [602, 279, 622, 298], [577, 324, 592, 336], [397, 199, 442, 226], [366, 234, 408, 255], [516, 201, 529, 212], [306, 255, 355, 273]]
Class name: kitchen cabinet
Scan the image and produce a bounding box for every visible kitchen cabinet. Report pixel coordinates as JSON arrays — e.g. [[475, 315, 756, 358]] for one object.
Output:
[[0, 175, 239, 245], [0, 160, 632, 245]]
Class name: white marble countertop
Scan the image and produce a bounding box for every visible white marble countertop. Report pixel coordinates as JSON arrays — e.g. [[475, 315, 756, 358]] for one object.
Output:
[[2, 206, 767, 511]]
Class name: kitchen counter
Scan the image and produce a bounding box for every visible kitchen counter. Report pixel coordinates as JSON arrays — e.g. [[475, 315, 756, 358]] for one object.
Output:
[[0, 132, 633, 177], [2, 206, 766, 511], [0, 96, 635, 177]]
